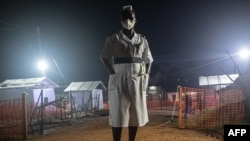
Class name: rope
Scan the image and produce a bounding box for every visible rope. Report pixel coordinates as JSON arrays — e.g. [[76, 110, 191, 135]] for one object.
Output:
[[158, 86, 180, 127]]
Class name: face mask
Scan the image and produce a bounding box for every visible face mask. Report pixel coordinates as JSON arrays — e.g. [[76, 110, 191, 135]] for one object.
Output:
[[121, 19, 136, 30]]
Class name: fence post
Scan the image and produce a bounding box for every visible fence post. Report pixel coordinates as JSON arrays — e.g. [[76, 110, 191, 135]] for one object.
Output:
[[178, 86, 184, 128], [22, 92, 28, 140]]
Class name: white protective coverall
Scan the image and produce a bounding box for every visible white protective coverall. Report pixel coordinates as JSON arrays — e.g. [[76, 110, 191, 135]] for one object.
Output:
[[100, 30, 153, 127]]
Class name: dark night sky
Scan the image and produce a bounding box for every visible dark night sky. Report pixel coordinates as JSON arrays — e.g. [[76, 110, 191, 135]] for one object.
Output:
[[0, 0, 250, 90]]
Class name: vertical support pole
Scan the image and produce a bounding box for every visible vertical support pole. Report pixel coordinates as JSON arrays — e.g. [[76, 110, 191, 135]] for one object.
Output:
[[161, 91, 163, 110], [37, 27, 42, 56], [60, 95, 63, 120], [178, 86, 184, 128], [64, 100, 66, 119], [22, 93, 28, 140], [40, 89, 44, 135], [70, 92, 73, 119], [90, 91, 93, 111]]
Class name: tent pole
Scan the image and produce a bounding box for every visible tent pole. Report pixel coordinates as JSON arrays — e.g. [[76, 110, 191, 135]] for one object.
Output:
[[39, 89, 44, 135]]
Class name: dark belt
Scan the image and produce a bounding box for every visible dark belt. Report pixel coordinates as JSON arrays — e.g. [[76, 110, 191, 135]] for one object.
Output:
[[113, 57, 142, 64]]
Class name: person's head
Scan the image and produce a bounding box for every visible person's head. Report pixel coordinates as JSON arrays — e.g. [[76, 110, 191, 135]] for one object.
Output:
[[121, 5, 136, 30]]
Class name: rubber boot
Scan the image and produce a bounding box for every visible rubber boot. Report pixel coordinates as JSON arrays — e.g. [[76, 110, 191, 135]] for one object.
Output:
[[112, 127, 122, 141], [128, 126, 138, 141]]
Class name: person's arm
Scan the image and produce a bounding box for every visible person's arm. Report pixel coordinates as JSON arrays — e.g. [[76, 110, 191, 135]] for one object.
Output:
[[145, 63, 152, 74], [140, 35, 153, 75], [101, 58, 115, 75]]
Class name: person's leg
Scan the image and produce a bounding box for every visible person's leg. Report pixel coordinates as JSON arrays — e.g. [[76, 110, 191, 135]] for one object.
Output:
[[128, 126, 138, 141], [112, 127, 122, 141]]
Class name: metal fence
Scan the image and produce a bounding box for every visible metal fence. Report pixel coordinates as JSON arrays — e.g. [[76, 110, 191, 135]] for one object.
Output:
[[0, 93, 27, 140], [1, 87, 245, 139], [0, 93, 67, 140], [178, 86, 245, 130]]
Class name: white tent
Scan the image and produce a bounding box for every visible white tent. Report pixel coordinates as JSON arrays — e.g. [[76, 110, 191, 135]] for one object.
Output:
[[0, 77, 59, 111], [64, 81, 107, 111], [199, 74, 239, 87]]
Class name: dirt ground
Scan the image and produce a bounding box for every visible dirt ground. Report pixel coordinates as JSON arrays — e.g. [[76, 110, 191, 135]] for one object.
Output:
[[26, 110, 222, 141]]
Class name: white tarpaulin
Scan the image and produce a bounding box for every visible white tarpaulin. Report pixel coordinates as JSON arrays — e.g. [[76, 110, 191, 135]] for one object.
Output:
[[0, 77, 59, 111], [64, 81, 106, 110], [64, 81, 106, 92], [0, 77, 59, 89], [199, 74, 239, 86]]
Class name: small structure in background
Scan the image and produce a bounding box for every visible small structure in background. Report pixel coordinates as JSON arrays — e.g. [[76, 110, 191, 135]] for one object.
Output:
[[0, 77, 59, 111], [147, 86, 176, 102], [147, 86, 163, 100], [167, 92, 178, 102], [147, 86, 162, 95], [64, 81, 107, 113]]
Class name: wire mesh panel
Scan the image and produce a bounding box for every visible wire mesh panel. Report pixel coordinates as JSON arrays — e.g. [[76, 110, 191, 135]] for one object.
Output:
[[0, 98, 25, 140], [178, 86, 244, 130], [218, 87, 244, 125]]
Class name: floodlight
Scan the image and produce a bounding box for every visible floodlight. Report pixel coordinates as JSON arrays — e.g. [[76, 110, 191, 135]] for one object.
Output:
[[37, 59, 48, 76], [238, 48, 250, 59]]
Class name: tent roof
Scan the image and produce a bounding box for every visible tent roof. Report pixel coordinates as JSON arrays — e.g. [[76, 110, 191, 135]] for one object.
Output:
[[0, 77, 59, 89], [64, 81, 107, 92], [199, 74, 239, 86]]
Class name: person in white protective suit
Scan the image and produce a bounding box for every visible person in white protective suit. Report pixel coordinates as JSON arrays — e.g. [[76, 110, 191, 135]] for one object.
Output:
[[100, 5, 153, 141]]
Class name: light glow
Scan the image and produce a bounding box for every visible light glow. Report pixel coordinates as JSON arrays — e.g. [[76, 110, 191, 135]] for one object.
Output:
[[238, 48, 250, 59], [37, 59, 48, 76], [149, 86, 157, 90]]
